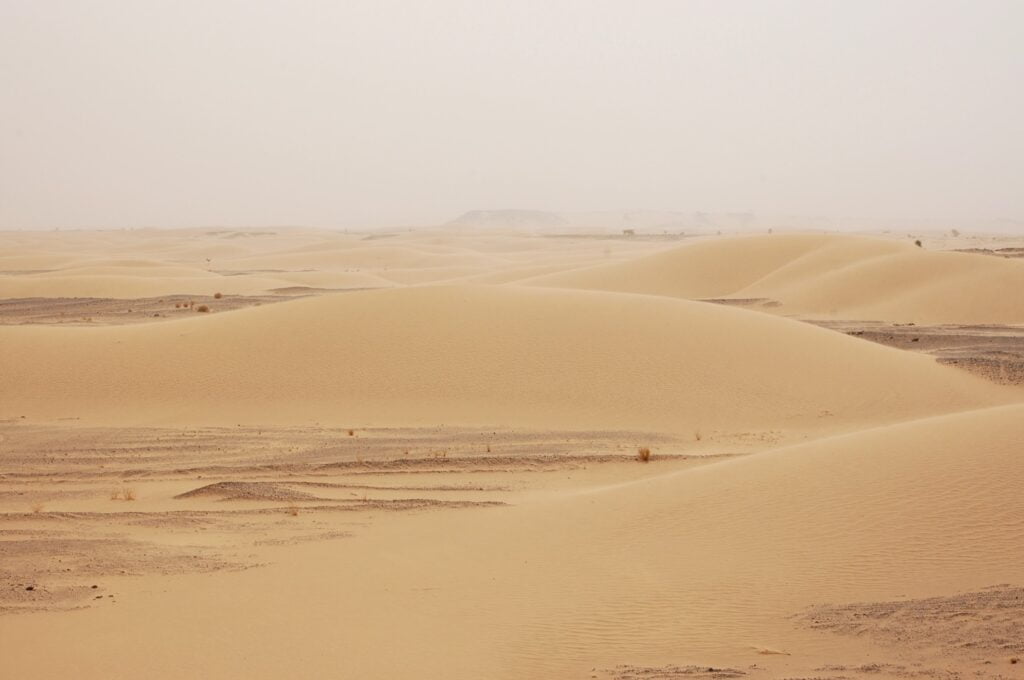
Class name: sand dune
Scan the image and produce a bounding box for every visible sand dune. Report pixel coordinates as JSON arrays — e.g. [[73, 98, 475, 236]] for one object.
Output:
[[526, 233, 1024, 323], [309, 402, 1024, 676], [378, 402, 1024, 676], [0, 273, 298, 298], [0, 228, 666, 299], [223, 245, 500, 271], [0, 285, 1009, 432], [3, 404, 1020, 679]]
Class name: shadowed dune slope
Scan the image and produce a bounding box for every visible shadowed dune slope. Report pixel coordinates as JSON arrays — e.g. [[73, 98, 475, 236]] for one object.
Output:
[[525, 233, 1024, 323], [0, 285, 1011, 431]]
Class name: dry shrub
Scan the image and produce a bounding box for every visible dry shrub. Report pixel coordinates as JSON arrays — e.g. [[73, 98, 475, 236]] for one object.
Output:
[[175, 302, 181, 308], [112, 487, 136, 501], [287, 504, 299, 517], [196, 305, 210, 313], [694, 429, 702, 442], [347, 429, 354, 437], [213, 292, 223, 299], [637, 447, 651, 462]]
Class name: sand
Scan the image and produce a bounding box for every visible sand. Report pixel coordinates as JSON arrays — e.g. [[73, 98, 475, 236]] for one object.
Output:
[[526, 233, 1024, 324], [1, 227, 1022, 679]]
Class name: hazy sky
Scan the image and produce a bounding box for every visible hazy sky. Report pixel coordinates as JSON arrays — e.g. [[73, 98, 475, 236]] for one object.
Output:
[[1, 1, 1022, 229]]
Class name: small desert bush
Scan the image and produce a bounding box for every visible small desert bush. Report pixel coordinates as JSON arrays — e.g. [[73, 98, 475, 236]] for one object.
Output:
[[213, 292, 223, 299], [637, 447, 651, 463], [111, 487, 136, 501], [286, 504, 299, 517], [196, 304, 210, 313], [694, 429, 702, 442], [347, 429, 354, 437], [175, 302, 181, 308]]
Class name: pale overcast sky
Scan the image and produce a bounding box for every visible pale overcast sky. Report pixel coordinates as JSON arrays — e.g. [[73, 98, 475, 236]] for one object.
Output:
[[1, 1, 1021, 229]]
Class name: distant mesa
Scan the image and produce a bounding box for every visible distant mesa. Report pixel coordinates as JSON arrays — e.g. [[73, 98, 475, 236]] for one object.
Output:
[[445, 209, 764, 233], [446, 210, 568, 229]]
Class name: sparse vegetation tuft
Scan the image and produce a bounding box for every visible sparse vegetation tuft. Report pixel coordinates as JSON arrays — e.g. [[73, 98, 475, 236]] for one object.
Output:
[[213, 292, 223, 299], [111, 487, 136, 501], [637, 447, 651, 462], [196, 305, 210, 313], [914, 239, 922, 248], [287, 504, 299, 517]]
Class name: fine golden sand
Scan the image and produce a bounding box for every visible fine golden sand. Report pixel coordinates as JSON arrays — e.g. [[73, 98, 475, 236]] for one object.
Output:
[[1, 227, 1022, 679]]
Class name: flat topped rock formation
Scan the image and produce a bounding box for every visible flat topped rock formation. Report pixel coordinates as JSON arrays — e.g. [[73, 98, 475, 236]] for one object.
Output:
[[446, 209, 570, 230]]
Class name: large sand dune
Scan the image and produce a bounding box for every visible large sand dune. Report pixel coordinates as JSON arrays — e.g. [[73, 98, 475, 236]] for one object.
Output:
[[526, 233, 1024, 323], [386, 402, 1024, 676], [3, 404, 1020, 679], [0, 285, 1009, 432]]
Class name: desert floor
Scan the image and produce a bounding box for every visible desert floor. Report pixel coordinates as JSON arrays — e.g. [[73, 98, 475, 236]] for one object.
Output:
[[1, 226, 1023, 679]]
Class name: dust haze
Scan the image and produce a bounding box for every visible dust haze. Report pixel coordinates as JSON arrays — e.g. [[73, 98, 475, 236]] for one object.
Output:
[[2, 0, 1022, 231]]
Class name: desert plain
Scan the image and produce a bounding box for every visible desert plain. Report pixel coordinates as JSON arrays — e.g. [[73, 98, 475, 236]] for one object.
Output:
[[1, 224, 1023, 679]]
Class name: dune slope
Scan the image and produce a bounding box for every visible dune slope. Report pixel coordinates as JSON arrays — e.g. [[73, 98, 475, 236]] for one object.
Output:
[[526, 233, 1024, 323], [434, 402, 1024, 675], [2, 405, 1021, 679], [0, 285, 1009, 431]]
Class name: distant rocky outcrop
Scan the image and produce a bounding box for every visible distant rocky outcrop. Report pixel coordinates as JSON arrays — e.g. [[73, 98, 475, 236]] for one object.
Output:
[[446, 210, 569, 230]]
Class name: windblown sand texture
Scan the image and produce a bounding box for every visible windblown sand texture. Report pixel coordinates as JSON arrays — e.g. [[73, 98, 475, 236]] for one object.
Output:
[[1, 227, 1023, 679]]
